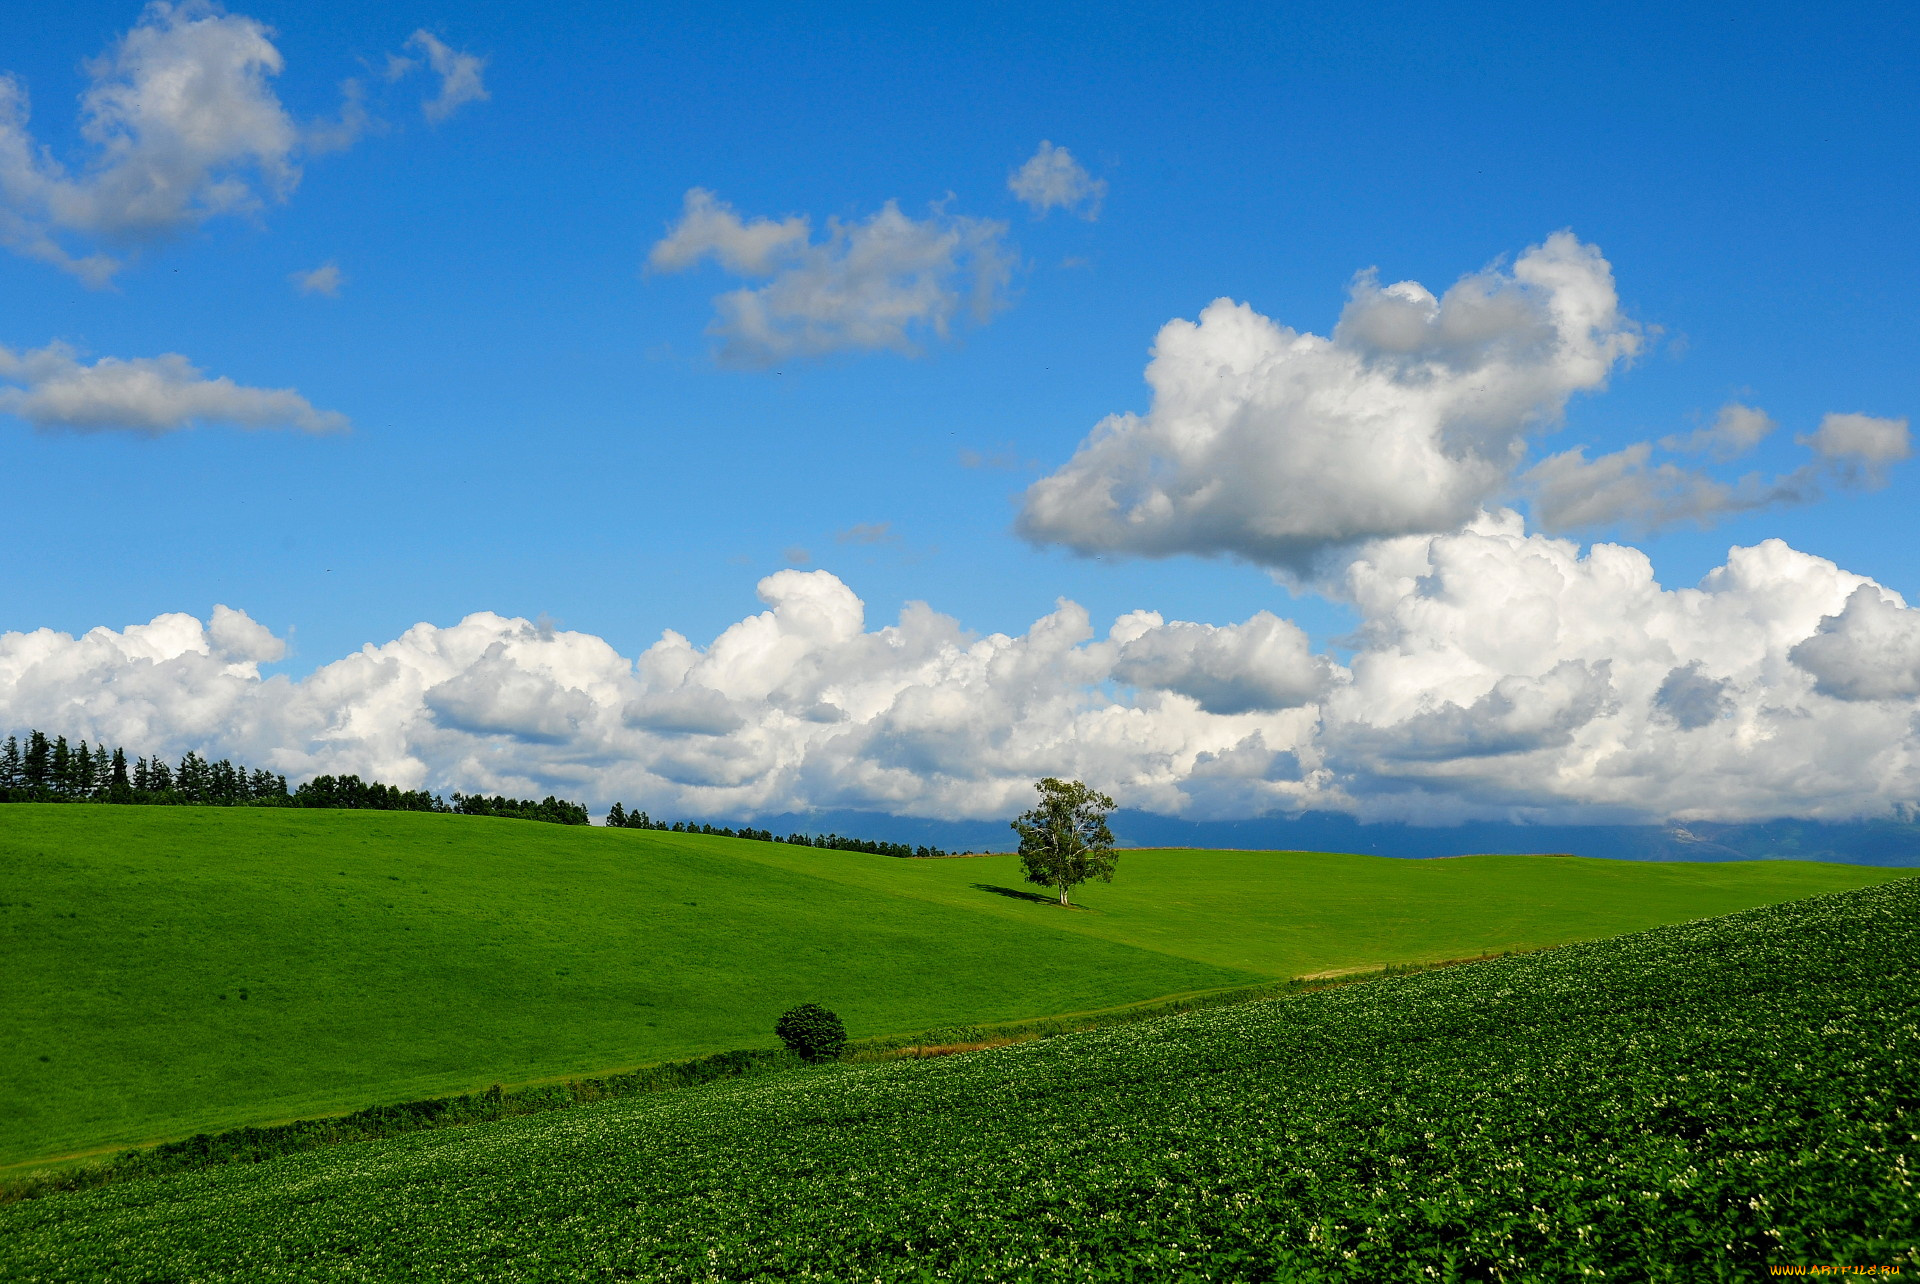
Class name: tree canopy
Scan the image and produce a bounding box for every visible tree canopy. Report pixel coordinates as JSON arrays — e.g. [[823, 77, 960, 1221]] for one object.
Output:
[[1010, 777, 1118, 906]]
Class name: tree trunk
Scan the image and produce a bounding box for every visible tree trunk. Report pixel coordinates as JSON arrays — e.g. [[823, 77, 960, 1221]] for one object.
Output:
[[1058, 884, 1069, 906]]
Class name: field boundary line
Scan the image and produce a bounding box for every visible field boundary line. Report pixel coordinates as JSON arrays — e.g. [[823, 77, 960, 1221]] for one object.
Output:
[[0, 953, 1512, 1203]]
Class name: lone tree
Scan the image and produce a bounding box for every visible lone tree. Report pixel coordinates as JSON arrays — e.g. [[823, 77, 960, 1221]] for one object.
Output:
[[775, 1003, 847, 1062], [1011, 777, 1118, 906]]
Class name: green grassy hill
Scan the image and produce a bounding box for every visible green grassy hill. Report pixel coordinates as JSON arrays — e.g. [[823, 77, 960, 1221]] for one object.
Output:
[[716, 837, 1909, 976], [5, 880, 1913, 1281], [1, 804, 1908, 1170]]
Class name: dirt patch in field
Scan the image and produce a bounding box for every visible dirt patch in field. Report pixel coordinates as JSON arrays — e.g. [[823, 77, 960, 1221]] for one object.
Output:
[[893, 1040, 1017, 1058]]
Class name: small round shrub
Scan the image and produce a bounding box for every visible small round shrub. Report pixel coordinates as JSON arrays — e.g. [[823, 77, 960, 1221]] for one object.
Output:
[[774, 1003, 847, 1063]]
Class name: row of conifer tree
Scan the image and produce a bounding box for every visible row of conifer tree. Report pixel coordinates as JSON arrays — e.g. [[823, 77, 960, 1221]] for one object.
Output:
[[0, 729, 588, 825], [2, 728, 947, 850]]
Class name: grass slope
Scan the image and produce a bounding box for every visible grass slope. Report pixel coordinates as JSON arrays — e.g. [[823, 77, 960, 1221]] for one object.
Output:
[[1, 805, 1906, 1170], [721, 841, 1911, 977], [0, 807, 1249, 1168], [4, 880, 1913, 1281]]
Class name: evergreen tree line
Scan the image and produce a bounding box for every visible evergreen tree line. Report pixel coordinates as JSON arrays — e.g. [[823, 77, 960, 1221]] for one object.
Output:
[[4, 727, 925, 844], [0, 730, 286, 806], [289, 775, 445, 812], [450, 793, 591, 826], [0, 729, 587, 825], [603, 801, 950, 858]]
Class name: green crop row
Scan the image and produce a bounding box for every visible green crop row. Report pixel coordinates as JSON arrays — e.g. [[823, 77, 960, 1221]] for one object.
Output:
[[3, 880, 1915, 1281]]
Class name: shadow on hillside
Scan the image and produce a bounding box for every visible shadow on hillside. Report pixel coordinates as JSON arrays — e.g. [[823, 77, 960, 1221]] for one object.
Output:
[[971, 883, 1059, 905]]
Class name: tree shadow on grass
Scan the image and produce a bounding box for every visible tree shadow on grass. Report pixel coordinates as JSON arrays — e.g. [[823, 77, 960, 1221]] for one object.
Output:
[[971, 883, 1058, 905], [969, 883, 1102, 912]]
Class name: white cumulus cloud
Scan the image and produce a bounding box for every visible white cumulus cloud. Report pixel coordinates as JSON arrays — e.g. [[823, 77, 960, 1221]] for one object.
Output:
[[1789, 587, 1920, 702], [0, 340, 347, 434], [425, 648, 594, 742], [1323, 512, 1897, 822], [1008, 140, 1105, 218], [1022, 237, 1909, 558], [13, 531, 1920, 826], [1652, 662, 1732, 730], [1357, 659, 1617, 763], [648, 188, 1014, 365], [1017, 232, 1642, 572], [1110, 610, 1336, 714], [207, 603, 286, 662], [0, 606, 292, 755]]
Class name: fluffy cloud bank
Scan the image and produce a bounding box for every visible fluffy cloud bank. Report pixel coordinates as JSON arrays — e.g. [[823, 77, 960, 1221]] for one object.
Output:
[[648, 189, 1013, 365], [1322, 513, 1908, 822], [0, 340, 346, 434], [10, 524, 1920, 825]]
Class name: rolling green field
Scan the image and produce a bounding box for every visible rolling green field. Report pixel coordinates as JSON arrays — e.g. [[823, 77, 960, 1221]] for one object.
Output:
[[1, 803, 1909, 1170], [4, 880, 1913, 1281]]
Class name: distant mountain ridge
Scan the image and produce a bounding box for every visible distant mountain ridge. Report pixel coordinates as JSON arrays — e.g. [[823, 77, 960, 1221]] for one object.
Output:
[[749, 809, 1920, 866]]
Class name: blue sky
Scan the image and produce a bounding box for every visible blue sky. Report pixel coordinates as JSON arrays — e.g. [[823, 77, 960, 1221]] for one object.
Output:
[[2, 1, 1917, 825]]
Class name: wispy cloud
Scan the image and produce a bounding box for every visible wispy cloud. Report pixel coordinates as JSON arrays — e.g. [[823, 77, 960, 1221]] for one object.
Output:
[[958, 444, 1030, 471], [0, 7, 486, 283], [836, 522, 900, 546], [1523, 443, 1817, 532], [289, 262, 343, 296], [393, 30, 489, 124], [648, 189, 1014, 366], [1799, 412, 1910, 486], [0, 2, 302, 283], [1527, 407, 1910, 533], [0, 340, 347, 435], [1661, 401, 1775, 460]]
